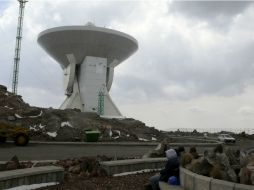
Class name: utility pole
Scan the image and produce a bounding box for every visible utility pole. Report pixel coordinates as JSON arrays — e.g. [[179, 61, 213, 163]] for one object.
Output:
[[12, 0, 28, 94]]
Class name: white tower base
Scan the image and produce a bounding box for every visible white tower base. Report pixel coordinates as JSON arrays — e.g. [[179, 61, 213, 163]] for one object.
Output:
[[60, 56, 122, 117]]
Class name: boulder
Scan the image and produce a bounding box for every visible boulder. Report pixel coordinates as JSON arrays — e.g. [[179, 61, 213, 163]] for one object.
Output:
[[142, 138, 171, 158], [240, 151, 249, 167], [21, 107, 42, 117], [190, 158, 201, 173], [0, 164, 6, 171], [198, 158, 213, 176], [68, 165, 81, 174], [10, 155, 20, 168], [56, 126, 81, 141], [209, 165, 228, 180], [239, 166, 252, 185], [180, 153, 192, 168], [225, 148, 240, 165], [216, 153, 230, 170], [226, 168, 237, 182], [65, 160, 74, 168], [6, 161, 18, 170], [20, 161, 33, 169], [78, 171, 89, 178], [251, 171, 254, 185], [190, 157, 213, 176], [7, 116, 16, 121], [80, 158, 98, 173], [215, 153, 237, 182], [96, 167, 108, 177]]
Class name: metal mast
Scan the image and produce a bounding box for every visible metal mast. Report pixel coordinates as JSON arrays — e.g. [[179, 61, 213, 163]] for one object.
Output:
[[12, 0, 28, 94]]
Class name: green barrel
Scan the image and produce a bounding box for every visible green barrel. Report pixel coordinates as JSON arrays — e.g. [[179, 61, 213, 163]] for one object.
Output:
[[85, 131, 101, 142]]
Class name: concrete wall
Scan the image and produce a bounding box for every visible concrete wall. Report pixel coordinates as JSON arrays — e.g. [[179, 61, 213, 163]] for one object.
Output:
[[0, 166, 64, 189], [101, 158, 167, 175], [180, 167, 253, 190]]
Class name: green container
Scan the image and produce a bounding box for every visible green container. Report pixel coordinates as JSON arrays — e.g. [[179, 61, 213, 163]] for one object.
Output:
[[85, 131, 100, 142]]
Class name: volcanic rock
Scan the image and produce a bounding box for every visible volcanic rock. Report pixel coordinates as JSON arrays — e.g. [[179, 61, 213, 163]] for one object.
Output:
[[142, 138, 172, 158], [69, 165, 81, 174], [0, 84, 165, 142], [5, 155, 21, 170], [239, 166, 252, 185]]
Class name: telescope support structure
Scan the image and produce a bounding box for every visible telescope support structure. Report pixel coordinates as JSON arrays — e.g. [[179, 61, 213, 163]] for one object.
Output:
[[60, 56, 122, 117], [37, 24, 138, 118]]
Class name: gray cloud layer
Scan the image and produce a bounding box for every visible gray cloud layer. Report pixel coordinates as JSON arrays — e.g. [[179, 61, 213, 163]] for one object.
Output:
[[169, 1, 253, 29]]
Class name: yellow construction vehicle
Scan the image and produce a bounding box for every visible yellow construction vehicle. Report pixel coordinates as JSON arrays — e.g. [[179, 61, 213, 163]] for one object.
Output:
[[0, 122, 29, 146]]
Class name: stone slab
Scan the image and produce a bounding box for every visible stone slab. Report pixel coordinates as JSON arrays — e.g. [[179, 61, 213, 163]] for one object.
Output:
[[101, 158, 167, 166], [194, 174, 211, 190], [101, 158, 167, 175], [234, 183, 254, 190], [210, 178, 234, 190], [0, 166, 63, 181], [179, 167, 185, 187], [0, 166, 64, 190], [183, 168, 195, 190]]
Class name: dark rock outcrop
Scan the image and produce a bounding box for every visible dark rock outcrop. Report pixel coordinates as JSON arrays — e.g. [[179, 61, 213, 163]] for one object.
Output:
[[0, 85, 164, 142]]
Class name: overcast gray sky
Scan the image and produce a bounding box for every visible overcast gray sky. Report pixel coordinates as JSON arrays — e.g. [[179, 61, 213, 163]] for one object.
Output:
[[1, 0, 254, 132]]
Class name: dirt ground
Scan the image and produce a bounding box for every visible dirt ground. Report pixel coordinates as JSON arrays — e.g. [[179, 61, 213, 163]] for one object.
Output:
[[38, 172, 156, 190], [37, 137, 254, 190]]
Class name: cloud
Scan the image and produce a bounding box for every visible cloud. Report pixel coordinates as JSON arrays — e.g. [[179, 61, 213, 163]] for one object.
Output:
[[168, 1, 253, 30], [0, 0, 10, 14], [188, 106, 206, 113], [238, 106, 254, 116], [170, 1, 252, 17]]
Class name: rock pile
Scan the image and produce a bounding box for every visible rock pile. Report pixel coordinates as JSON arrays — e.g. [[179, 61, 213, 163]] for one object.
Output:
[[181, 145, 254, 185], [56, 156, 109, 178], [0, 155, 33, 171], [0, 85, 165, 142]]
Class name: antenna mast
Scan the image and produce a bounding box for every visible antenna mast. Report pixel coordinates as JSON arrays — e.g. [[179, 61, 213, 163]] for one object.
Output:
[[12, 0, 28, 94]]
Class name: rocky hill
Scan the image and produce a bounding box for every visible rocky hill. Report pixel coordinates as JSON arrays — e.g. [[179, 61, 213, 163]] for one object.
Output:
[[0, 85, 165, 142]]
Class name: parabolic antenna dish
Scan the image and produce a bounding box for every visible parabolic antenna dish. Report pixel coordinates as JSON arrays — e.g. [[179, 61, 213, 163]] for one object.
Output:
[[37, 24, 139, 117], [37, 25, 138, 68]]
